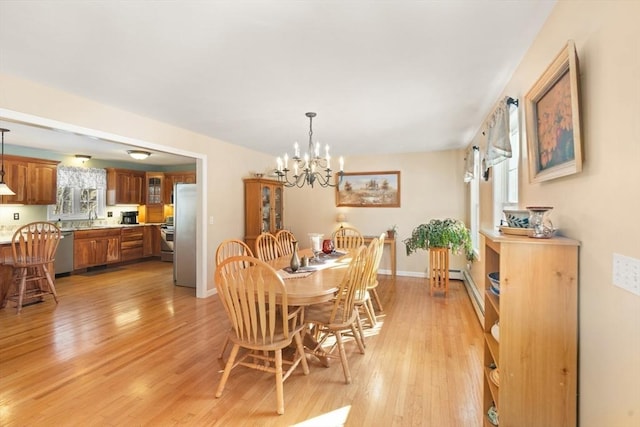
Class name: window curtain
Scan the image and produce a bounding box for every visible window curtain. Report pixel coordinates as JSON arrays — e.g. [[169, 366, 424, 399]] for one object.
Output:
[[57, 166, 107, 189], [464, 146, 478, 183], [484, 96, 513, 173]]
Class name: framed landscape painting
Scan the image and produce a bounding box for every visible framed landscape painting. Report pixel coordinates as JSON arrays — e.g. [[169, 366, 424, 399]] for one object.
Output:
[[525, 40, 582, 183], [336, 171, 400, 207]]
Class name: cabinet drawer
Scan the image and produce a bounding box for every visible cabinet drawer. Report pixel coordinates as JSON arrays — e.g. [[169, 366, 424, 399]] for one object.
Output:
[[121, 240, 143, 250], [121, 247, 144, 261], [75, 228, 121, 239]]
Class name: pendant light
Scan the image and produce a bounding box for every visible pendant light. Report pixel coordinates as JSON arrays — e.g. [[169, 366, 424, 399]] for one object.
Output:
[[0, 128, 16, 196]]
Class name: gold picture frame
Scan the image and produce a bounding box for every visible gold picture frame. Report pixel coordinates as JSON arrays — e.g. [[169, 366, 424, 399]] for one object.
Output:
[[525, 40, 582, 183], [336, 171, 401, 207]]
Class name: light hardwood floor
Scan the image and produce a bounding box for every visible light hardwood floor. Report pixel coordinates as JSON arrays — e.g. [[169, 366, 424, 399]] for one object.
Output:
[[0, 260, 483, 426]]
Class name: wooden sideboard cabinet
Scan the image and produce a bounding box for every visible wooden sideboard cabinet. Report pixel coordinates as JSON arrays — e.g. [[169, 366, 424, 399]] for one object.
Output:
[[106, 168, 144, 205], [0, 155, 59, 205], [480, 229, 579, 427], [243, 178, 284, 251], [73, 228, 121, 270]]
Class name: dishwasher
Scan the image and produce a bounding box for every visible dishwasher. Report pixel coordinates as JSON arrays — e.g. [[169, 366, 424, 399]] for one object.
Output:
[[55, 231, 74, 275]]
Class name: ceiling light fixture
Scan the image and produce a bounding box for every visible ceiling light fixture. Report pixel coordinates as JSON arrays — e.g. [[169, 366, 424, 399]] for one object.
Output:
[[275, 112, 344, 188], [127, 150, 151, 160], [75, 154, 92, 163], [0, 128, 16, 196]]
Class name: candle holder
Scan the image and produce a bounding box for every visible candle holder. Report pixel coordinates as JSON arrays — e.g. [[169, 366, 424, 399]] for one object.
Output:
[[527, 206, 554, 238]]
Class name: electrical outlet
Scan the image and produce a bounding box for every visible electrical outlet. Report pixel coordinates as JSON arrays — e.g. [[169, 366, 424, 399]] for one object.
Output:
[[209, 215, 214, 225], [613, 253, 640, 296], [13, 213, 19, 220], [107, 211, 113, 218]]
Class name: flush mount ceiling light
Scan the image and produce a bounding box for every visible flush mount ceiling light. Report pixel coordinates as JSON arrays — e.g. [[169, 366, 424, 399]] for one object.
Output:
[[0, 128, 16, 196], [127, 150, 151, 160], [275, 112, 344, 188], [75, 154, 92, 163]]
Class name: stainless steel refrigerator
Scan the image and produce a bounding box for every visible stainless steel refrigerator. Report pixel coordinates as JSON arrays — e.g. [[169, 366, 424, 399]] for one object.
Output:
[[173, 183, 197, 287]]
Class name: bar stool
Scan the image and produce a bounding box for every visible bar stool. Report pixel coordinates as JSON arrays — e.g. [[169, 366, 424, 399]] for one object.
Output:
[[2, 222, 61, 313]]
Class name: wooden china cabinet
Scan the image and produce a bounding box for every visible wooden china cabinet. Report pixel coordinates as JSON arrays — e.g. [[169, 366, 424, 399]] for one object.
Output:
[[480, 229, 579, 427], [243, 178, 284, 251]]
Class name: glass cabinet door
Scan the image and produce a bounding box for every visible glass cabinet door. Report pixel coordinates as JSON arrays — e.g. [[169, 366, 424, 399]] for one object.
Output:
[[274, 186, 283, 231], [261, 185, 272, 233]]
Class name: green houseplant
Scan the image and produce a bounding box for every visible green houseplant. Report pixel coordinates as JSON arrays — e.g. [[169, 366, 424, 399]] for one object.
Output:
[[404, 218, 474, 296], [404, 218, 474, 260]]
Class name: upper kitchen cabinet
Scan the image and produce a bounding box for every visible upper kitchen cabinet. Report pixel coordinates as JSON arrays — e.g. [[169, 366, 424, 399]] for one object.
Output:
[[0, 154, 59, 205], [106, 168, 144, 205], [145, 172, 164, 205], [163, 171, 195, 204]]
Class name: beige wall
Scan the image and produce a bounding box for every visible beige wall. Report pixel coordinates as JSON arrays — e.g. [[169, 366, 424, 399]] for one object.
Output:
[[470, 1, 640, 425], [284, 150, 467, 275]]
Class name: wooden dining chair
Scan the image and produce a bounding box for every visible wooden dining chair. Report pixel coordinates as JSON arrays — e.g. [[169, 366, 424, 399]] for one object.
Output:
[[366, 232, 386, 313], [255, 232, 280, 262], [304, 245, 368, 384], [3, 222, 61, 313], [215, 239, 254, 266], [275, 230, 296, 256], [214, 239, 254, 359], [353, 233, 385, 337], [331, 226, 364, 251], [215, 255, 309, 415]]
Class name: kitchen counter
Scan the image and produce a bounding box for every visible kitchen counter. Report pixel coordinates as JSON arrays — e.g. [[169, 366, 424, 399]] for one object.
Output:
[[0, 223, 160, 245]]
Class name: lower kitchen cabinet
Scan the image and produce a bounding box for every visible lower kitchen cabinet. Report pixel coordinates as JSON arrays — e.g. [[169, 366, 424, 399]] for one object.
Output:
[[73, 229, 121, 270], [121, 226, 144, 261]]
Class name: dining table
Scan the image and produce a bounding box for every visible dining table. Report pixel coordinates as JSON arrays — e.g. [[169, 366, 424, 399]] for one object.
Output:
[[263, 248, 352, 306], [262, 248, 353, 366]]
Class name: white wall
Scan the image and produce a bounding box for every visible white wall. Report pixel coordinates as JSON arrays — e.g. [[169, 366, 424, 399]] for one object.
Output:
[[470, 1, 640, 425]]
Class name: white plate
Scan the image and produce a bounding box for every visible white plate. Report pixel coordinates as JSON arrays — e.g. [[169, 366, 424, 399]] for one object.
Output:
[[491, 322, 500, 342]]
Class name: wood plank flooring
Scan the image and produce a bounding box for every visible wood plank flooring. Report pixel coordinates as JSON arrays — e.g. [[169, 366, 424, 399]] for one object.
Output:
[[0, 260, 483, 426]]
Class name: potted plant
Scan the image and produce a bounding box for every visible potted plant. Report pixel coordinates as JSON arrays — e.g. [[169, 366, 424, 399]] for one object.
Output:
[[403, 218, 474, 296], [386, 225, 398, 239]]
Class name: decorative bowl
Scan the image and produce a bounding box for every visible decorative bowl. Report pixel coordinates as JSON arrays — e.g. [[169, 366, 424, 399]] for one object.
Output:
[[503, 209, 530, 228], [488, 272, 500, 291]]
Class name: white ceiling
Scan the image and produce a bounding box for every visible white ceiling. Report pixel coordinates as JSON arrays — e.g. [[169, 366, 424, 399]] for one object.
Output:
[[0, 0, 556, 164]]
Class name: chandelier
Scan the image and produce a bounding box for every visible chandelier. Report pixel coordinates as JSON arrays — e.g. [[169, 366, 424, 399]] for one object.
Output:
[[275, 112, 344, 188]]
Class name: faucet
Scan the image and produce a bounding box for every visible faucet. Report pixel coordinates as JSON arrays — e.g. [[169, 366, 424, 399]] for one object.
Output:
[[88, 208, 96, 225]]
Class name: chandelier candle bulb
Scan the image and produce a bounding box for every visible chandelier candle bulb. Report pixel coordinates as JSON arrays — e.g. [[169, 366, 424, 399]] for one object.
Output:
[[283, 153, 288, 168], [294, 142, 300, 157], [339, 156, 344, 171]]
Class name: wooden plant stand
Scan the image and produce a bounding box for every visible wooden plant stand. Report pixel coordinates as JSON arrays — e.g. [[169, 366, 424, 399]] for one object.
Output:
[[429, 247, 449, 296]]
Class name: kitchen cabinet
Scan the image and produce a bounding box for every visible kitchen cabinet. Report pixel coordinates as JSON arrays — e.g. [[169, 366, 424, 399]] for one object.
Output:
[[73, 228, 121, 270], [106, 168, 144, 205], [163, 171, 196, 205], [143, 225, 158, 257], [145, 172, 164, 205], [480, 229, 579, 427], [0, 154, 59, 205], [120, 226, 145, 262], [243, 178, 284, 251]]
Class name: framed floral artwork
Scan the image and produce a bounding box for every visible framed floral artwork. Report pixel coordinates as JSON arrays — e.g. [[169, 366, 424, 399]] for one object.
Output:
[[336, 171, 400, 207], [525, 40, 582, 183]]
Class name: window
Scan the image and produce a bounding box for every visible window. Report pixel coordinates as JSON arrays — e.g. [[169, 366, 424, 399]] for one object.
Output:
[[470, 147, 481, 256], [493, 105, 519, 225]]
